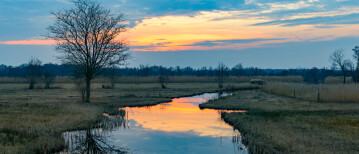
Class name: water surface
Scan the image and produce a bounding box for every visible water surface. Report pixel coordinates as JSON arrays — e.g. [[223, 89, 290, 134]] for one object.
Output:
[[63, 93, 248, 154]]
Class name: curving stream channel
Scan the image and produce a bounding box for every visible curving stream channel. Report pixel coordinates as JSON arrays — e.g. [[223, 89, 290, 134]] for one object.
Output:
[[62, 93, 248, 154]]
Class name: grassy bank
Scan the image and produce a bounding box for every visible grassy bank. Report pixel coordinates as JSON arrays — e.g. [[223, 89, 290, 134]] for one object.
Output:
[[200, 90, 359, 153], [262, 82, 359, 103], [1, 81, 242, 153]]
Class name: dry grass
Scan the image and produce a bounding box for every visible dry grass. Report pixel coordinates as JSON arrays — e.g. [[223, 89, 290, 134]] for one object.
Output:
[[324, 76, 353, 84], [262, 82, 359, 103], [0, 103, 101, 153], [200, 90, 359, 153]]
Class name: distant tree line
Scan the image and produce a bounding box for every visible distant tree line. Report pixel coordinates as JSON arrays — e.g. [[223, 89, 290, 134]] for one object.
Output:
[[0, 62, 344, 84]]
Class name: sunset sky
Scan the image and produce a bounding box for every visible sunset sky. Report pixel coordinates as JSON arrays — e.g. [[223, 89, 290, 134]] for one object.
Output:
[[1, 0, 359, 68]]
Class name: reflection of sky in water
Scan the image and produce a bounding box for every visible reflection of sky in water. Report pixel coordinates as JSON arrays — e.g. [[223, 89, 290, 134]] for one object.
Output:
[[65, 93, 248, 154]]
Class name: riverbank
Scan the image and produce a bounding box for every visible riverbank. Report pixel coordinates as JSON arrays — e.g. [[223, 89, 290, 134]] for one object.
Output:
[[0, 82, 251, 153], [200, 90, 359, 153]]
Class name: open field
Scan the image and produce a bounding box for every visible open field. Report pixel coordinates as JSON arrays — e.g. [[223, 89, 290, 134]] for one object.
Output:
[[0, 79, 255, 153], [200, 90, 359, 153]]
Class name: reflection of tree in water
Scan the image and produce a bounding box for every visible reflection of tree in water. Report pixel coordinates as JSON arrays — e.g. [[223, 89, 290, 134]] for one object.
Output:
[[63, 109, 129, 153]]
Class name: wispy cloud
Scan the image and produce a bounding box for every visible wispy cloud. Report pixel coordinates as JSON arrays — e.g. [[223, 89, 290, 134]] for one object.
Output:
[[0, 39, 56, 45], [253, 13, 359, 26], [183, 39, 284, 47]]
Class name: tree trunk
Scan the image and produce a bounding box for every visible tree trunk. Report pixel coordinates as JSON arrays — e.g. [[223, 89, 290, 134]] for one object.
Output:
[[85, 77, 91, 103]]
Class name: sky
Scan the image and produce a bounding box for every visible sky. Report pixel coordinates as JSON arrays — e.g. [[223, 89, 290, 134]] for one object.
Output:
[[1, 0, 359, 68]]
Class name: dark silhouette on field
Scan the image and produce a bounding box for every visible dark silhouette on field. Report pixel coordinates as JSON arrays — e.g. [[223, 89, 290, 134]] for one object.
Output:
[[158, 66, 169, 89], [216, 62, 229, 89], [26, 58, 42, 89]]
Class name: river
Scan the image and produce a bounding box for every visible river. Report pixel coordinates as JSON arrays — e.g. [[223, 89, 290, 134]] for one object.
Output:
[[62, 93, 248, 154]]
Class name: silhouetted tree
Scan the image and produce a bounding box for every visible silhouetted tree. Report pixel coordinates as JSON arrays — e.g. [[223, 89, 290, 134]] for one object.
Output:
[[216, 62, 229, 89], [352, 46, 359, 83], [44, 71, 55, 89], [158, 67, 169, 89], [47, 0, 129, 103], [232, 63, 244, 77], [346, 60, 357, 83], [330, 49, 350, 83], [26, 58, 42, 89]]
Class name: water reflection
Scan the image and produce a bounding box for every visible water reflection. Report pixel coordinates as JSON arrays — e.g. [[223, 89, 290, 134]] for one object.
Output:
[[63, 110, 128, 153], [63, 93, 248, 154]]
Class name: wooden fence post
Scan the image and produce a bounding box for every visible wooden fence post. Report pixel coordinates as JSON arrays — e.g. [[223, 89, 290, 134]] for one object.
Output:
[[293, 90, 296, 99]]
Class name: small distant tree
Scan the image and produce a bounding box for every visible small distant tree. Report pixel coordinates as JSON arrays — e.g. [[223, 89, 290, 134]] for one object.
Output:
[[330, 49, 349, 83], [216, 62, 229, 89], [44, 71, 55, 89], [47, 0, 129, 103], [352, 46, 359, 83], [158, 67, 169, 89], [26, 58, 42, 89], [346, 60, 357, 83], [232, 63, 244, 77]]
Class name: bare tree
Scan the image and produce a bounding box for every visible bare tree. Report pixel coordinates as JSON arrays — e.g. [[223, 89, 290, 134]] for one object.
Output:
[[158, 67, 169, 89], [44, 71, 55, 89], [330, 49, 349, 84], [352, 46, 359, 83], [47, 0, 129, 103], [232, 63, 244, 77], [27, 58, 42, 89], [216, 62, 228, 89], [346, 60, 357, 83]]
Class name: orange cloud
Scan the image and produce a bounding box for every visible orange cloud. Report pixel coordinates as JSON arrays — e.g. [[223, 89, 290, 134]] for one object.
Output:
[[4, 8, 359, 51], [0, 39, 56, 45]]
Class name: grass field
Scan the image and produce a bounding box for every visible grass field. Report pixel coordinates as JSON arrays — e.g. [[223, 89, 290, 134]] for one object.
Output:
[[200, 90, 359, 153], [262, 82, 359, 103], [0, 78, 248, 153]]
